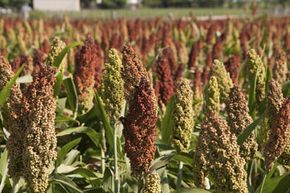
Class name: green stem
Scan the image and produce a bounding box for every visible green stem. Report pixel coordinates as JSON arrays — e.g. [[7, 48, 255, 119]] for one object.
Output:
[[176, 161, 184, 193], [0, 166, 7, 193], [101, 127, 106, 176], [114, 123, 119, 193], [11, 177, 20, 193], [259, 174, 267, 193]]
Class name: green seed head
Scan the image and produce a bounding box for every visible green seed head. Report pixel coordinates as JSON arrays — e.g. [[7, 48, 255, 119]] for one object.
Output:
[[46, 36, 66, 67], [205, 76, 220, 114], [212, 59, 233, 102], [172, 78, 194, 152], [247, 49, 266, 103], [100, 48, 125, 125], [142, 172, 161, 193]]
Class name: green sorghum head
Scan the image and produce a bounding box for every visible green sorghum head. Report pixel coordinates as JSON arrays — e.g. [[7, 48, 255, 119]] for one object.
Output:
[[172, 78, 194, 152], [142, 172, 161, 193], [205, 76, 220, 114], [100, 48, 124, 126], [247, 49, 266, 103], [22, 65, 57, 193], [211, 59, 233, 102], [17, 33, 27, 55], [226, 86, 257, 161], [194, 113, 248, 193], [46, 36, 66, 67]]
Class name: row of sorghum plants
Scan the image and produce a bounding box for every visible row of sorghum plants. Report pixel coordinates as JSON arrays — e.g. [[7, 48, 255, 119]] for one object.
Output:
[[0, 15, 289, 193]]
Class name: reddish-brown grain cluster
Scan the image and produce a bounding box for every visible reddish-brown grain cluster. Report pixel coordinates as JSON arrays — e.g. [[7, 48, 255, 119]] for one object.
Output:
[[264, 98, 290, 170], [123, 78, 157, 175], [154, 49, 175, 106]]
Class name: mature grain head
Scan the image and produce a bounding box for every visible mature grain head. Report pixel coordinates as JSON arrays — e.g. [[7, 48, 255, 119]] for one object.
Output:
[[22, 65, 57, 193], [123, 78, 157, 175], [226, 86, 257, 161]]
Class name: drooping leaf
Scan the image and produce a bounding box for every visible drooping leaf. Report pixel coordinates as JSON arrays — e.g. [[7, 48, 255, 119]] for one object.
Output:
[[54, 70, 64, 97], [56, 137, 81, 166], [237, 115, 264, 145], [52, 174, 83, 193], [63, 76, 78, 113], [57, 126, 101, 148], [161, 96, 175, 144]]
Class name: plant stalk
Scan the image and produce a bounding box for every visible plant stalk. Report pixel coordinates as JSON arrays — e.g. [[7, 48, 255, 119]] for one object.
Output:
[[0, 166, 7, 193], [101, 127, 106, 176], [114, 124, 119, 193], [11, 177, 20, 193], [176, 161, 184, 193]]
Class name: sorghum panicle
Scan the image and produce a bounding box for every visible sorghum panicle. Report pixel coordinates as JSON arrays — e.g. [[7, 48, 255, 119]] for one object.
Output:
[[45, 36, 66, 66], [211, 59, 233, 102], [225, 54, 240, 84], [172, 78, 194, 152], [247, 49, 266, 103], [22, 65, 57, 193], [154, 51, 175, 106], [74, 36, 98, 111], [0, 56, 24, 178], [267, 79, 284, 127], [226, 86, 257, 161], [142, 172, 161, 193], [264, 97, 290, 170], [94, 42, 103, 90], [194, 114, 248, 193], [121, 44, 147, 101], [100, 48, 124, 126], [205, 76, 220, 114], [123, 78, 157, 175], [272, 49, 287, 85]]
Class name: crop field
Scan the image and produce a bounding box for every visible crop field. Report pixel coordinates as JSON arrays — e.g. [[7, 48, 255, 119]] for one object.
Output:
[[0, 14, 289, 193]]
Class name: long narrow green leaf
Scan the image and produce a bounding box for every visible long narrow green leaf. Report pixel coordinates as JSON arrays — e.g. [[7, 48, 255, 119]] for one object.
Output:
[[283, 81, 290, 96], [56, 138, 81, 166], [54, 70, 64, 97], [63, 76, 78, 113], [52, 174, 83, 193], [237, 116, 263, 145], [52, 42, 82, 68], [0, 64, 24, 108], [248, 70, 257, 115], [160, 96, 175, 144], [95, 94, 114, 151], [57, 126, 101, 148], [258, 172, 290, 193]]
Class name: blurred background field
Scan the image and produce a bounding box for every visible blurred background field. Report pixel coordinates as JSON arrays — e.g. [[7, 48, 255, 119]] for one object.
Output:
[[0, 0, 289, 19], [29, 8, 262, 19]]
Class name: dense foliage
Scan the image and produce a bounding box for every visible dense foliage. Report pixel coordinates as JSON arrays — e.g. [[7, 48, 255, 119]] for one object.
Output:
[[0, 15, 289, 193]]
